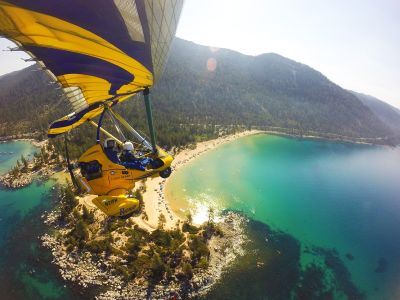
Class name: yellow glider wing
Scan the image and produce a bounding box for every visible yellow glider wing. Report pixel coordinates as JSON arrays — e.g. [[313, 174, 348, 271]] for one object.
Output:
[[0, 0, 183, 136]]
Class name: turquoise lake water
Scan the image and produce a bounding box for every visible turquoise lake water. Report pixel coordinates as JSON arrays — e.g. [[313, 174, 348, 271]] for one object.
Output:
[[0, 141, 83, 300], [166, 134, 400, 299], [1, 137, 400, 299], [0, 141, 38, 174]]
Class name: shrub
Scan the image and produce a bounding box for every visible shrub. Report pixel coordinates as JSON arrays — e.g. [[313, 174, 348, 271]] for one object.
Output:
[[69, 220, 89, 249], [82, 205, 95, 224], [196, 257, 209, 269], [151, 229, 172, 247], [150, 253, 166, 282], [189, 235, 209, 263], [182, 222, 198, 234], [114, 265, 130, 280], [182, 262, 193, 279]]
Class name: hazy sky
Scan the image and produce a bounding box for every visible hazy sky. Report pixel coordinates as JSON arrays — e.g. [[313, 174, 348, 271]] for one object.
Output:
[[176, 0, 400, 109], [1, 0, 399, 109]]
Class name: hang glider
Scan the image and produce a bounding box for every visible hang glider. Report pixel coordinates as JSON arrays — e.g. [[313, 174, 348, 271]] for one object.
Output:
[[0, 0, 183, 218]]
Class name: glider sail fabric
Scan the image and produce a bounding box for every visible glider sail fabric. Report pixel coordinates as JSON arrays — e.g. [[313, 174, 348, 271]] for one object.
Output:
[[0, 0, 183, 136]]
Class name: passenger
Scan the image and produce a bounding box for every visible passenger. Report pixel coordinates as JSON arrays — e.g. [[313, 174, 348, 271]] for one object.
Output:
[[103, 138, 120, 163], [120, 141, 152, 171]]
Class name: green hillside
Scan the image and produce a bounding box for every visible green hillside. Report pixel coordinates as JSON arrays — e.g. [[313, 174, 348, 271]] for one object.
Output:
[[0, 65, 67, 136], [153, 39, 393, 139], [0, 38, 397, 149], [351, 91, 400, 134]]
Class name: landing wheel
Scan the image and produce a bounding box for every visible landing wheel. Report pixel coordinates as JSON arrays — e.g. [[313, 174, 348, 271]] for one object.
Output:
[[118, 212, 134, 220], [150, 158, 164, 169], [159, 167, 172, 178]]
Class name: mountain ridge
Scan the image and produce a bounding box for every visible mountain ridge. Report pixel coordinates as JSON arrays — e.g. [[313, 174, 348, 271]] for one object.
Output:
[[350, 91, 400, 134], [152, 38, 394, 140], [0, 38, 398, 146]]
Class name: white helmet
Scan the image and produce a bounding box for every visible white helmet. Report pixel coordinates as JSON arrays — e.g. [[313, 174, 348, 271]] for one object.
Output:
[[104, 138, 116, 149], [123, 141, 134, 151]]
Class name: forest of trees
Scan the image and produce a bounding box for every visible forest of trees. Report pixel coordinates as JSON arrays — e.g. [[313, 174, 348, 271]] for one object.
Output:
[[1, 37, 399, 157], [0, 65, 64, 136], [56, 184, 221, 284], [351, 91, 400, 134]]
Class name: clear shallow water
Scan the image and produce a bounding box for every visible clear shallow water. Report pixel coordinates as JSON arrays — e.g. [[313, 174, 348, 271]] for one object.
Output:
[[166, 134, 400, 299], [0, 141, 38, 175], [0, 141, 83, 300]]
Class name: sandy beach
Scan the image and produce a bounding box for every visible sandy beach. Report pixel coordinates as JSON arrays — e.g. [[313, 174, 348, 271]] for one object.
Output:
[[135, 129, 264, 230]]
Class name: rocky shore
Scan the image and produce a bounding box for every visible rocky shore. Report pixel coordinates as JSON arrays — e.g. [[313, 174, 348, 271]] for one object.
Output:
[[0, 171, 34, 188], [0, 139, 62, 189], [0, 164, 60, 189], [41, 210, 247, 299], [0, 132, 41, 142]]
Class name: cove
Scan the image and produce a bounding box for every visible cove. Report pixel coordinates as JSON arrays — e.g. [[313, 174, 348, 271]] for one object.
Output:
[[166, 134, 400, 299]]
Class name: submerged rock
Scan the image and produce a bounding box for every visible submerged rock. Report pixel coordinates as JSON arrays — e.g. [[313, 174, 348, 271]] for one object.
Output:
[[375, 257, 387, 273]]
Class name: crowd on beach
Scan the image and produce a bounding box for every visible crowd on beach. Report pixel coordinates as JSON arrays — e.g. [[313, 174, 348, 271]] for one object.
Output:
[[155, 180, 175, 222]]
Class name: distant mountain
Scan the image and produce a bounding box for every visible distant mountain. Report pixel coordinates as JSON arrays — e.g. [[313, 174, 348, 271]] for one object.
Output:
[[351, 91, 400, 134], [152, 38, 394, 140], [0, 64, 67, 136], [0, 38, 397, 145]]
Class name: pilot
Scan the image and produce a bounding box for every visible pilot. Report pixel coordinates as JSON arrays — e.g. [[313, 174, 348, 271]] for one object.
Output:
[[120, 141, 152, 171], [103, 138, 120, 163]]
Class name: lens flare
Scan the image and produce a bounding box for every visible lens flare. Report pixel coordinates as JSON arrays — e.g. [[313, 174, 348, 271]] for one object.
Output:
[[207, 57, 217, 72], [209, 46, 219, 53]]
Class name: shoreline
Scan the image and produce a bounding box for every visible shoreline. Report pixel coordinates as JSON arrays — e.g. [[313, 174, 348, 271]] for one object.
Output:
[[261, 130, 380, 146], [156, 128, 396, 227], [41, 210, 248, 299], [0, 137, 46, 147], [13, 130, 377, 299], [147, 128, 381, 227], [1, 128, 394, 192], [138, 129, 264, 229], [0, 139, 61, 189], [0, 133, 375, 299]]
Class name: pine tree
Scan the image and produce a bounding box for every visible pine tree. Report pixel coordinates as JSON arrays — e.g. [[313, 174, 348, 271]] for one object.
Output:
[[150, 253, 165, 281], [20, 155, 28, 171]]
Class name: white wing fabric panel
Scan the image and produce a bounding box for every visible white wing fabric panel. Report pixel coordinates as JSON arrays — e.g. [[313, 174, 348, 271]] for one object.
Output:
[[114, 0, 145, 43], [145, 0, 184, 81]]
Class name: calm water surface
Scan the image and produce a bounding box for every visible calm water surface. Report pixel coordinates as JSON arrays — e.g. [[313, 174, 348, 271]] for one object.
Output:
[[0, 141, 38, 174], [166, 134, 400, 299], [2, 137, 400, 299], [0, 141, 83, 300]]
